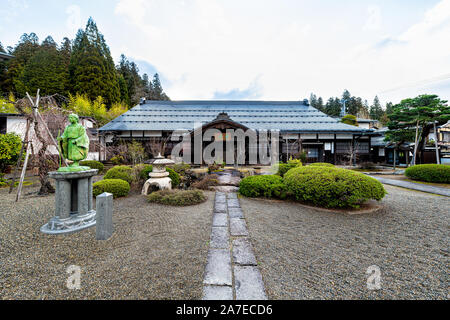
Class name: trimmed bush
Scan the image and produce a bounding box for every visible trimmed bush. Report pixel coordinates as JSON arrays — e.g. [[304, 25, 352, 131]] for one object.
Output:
[[167, 167, 181, 187], [138, 165, 153, 180], [93, 179, 130, 198], [104, 165, 133, 184], [80, 160, 104, 173], [309, 162, 334, 167], [405, 164, 450, 183], [239, 175, 287, 199], [277, 159, 302, 177], [284, 166, 386, 208], [147, 189, 206, 206], [110, 155, 124, 165]]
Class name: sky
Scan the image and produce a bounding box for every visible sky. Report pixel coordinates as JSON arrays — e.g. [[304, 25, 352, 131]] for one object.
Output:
[[1, 0, 449, 105]]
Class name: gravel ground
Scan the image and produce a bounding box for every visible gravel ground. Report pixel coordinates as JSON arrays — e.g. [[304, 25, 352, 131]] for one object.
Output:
[[240, 185, 449, 300], [0, 185, 214, 300]]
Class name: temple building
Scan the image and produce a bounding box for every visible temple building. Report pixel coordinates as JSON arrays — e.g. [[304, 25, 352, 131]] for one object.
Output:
[[98, 100, 375, 165]]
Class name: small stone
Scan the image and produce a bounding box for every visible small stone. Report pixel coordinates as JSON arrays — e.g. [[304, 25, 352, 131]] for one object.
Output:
[[212, 213, 228, 227], [232, 238, 257, 266], [203, 249, 232, 286], [230, 219, 248, 236], [210, 227, 229, 249], [202, 285, 233, 300], [234, 266, 267, 300]]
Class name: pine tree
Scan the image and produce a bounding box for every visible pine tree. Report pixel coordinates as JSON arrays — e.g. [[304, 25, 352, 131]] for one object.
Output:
[[324, 97, 342, 117], [150, 73, 169, 100], [69, 18, 120, 106], [17, 36, 70, 96], [309, 93, 317, 109], [316, 97, 324, 112], [118, 74, 130, 106], [369, 96, 384, 120]]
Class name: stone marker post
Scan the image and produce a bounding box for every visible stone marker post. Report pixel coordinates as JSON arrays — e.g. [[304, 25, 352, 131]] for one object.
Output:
[[96, 192, 114, 240]]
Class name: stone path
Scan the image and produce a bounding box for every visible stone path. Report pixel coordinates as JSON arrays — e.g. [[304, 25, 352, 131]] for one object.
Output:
[[372, 176, 450, 197], [202, 191, 267, 300]]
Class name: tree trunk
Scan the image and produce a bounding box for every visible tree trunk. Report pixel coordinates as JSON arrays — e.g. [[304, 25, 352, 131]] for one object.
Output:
[[434, 121, 440, 164], [412, 120, 419, 165]]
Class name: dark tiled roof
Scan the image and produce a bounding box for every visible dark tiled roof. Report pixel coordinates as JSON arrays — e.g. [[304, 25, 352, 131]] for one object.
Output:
[[99, 100, 370, 133]]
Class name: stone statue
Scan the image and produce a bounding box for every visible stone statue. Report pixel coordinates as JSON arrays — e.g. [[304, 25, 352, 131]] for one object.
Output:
[[57, 113, 90, 172]]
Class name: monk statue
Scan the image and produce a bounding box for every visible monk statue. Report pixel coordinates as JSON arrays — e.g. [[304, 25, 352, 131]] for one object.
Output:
[[57, 113, 90, 172]]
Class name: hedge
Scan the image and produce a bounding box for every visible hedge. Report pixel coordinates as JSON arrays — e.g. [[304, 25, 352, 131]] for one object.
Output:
[[139, 165, 153, 180], [284, 166, 386, 208], [80, 160, 104, 173], [405, 164, 450, 183], [104, 165, 133, 184], [147, 189, 206, 206], [277, 159, 302, 177], [309, 162, 334, 167], [93, 179, 130, 198], [239, 175, 287, 199]]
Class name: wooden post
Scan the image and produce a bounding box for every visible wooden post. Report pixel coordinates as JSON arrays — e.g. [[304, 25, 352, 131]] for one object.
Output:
[[393, 146, 397, 171], [412, 120, 419, 166], [434, 121, 440, 164], [16, 142, 30, 202]]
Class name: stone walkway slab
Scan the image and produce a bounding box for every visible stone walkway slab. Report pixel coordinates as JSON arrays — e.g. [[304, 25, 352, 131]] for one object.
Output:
[[228, 207, 243, 219], [214, 202, 227, 213], [212, 213, 228, 227], [202, 285, 233, 300], [227, 198, 240, 208], [203, 249, 232, 286], [234, 266, 267, 300], [232, 238, 257, 266], [210, 227, 229, 249], [371, 176, 450, 197], [230, 218, 249, 236], [215, 192, 227, 203]]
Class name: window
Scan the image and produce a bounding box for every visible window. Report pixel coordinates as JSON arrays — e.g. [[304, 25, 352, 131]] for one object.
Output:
[[356, 142, 369, 154], [336, 142, 351, 154]]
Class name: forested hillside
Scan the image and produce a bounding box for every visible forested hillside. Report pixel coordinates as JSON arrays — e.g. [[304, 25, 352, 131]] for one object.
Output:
[[0, 18, 169, 109]]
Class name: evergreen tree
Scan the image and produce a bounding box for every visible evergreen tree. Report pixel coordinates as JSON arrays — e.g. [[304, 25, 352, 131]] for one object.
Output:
[[118, 74, 130, 106], [69, 18, 120, 106], [316, 97, 324, 112], [1, 33, 40, 94], [324, 97, 342, 117], [386, 94, 449, 164], [309, 93, 317, 109], [369, 96, 384, 120], [17, 37, 70, 96], [150, 73, 169, 100]]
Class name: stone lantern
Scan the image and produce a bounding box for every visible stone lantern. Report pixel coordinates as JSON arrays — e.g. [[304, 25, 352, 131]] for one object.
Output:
[[142, 154, 175, 195]]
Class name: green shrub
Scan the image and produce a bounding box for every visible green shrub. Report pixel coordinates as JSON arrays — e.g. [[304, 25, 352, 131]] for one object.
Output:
[[284, 166, 386, 208], [138, 164, 153, 180], [104, 165, 133, 184], [110, 155, 124, 165], [93, 179, 130, 198], [277, 159, 302, 177], [0, 133, 22, 173], [309, 162, 334, 167], [405, 164, 450, 183], [147, 189, 206, 206], [167, 167, 181, 187], [80, 160, 104, 173], [239, 175, 287, 199], [171, 162, 191, 176]]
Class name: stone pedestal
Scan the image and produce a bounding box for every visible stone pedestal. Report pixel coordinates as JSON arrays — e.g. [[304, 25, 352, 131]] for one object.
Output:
[[41, 169, 98, 235], [142, 154, 175, 195]]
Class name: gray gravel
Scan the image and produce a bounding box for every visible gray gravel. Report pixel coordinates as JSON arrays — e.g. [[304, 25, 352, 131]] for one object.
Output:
[[0, 186, 213, 300], [240, 185, 449, 299]]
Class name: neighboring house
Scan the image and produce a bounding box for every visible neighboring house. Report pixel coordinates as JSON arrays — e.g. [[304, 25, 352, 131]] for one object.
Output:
[[0, 52, 14, 62], [99, 100, 376, 165], [356, 118, 379, 130], [427, 121, 450, 164], [0, 113, 100, 161]]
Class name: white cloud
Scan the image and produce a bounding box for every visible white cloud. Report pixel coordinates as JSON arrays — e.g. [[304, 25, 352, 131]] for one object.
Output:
[[112, 0, 450, 104], [66, 5, 82, 34], [364, 5, 382, 31]]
